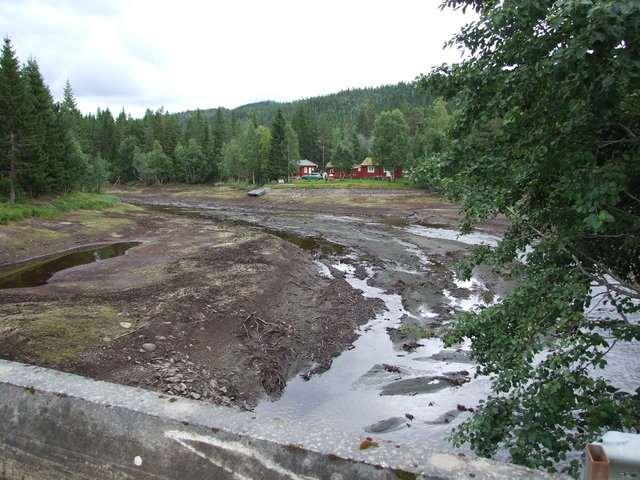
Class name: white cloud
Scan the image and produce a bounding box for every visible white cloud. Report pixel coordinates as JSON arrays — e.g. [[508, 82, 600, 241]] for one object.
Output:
[[1, 0, 473, 116]]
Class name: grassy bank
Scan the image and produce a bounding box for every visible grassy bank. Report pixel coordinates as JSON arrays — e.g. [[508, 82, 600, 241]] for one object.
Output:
[[0, 193, 120, 224], [271, 178, 415, 189]]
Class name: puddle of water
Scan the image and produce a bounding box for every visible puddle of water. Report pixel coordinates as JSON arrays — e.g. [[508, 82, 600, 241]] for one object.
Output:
[[263, 228, 346, 256], [255, 261, 492, 447], [406, 225, 500, 247], [0, 242, 141, 289]]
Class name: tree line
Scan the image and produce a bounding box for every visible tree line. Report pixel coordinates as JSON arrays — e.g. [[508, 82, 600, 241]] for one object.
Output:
[[0, 36, 454, 202], [0, 38, 110, 203]]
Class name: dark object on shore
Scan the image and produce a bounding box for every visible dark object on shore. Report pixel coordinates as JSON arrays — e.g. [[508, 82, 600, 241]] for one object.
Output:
[[247, 188, 266, 197], [401, 341, 423, 352], [383, 363, 401, 373]]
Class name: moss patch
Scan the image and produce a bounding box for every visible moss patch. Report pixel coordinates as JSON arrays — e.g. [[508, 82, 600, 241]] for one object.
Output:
[[1, 303, 125, 365], [67, 210, 135, 233]]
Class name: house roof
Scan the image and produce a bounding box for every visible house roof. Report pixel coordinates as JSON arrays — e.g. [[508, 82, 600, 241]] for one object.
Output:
[[297, 159, 317, 167], [360, 157, 378, 166], [325, 162, 335, 168]]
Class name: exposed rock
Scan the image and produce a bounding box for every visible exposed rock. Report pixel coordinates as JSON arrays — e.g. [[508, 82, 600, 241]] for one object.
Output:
[[380, 372, 470, 396], [429, 349, 473, 364], [355, 364, 412, 388], [364, 417, 407, 434], [142, 342, 157, 352], [401, 341, 423, 352], [380, 376, 450, 396], [425, 409, 463, 425], [383, 363, 401, 373]]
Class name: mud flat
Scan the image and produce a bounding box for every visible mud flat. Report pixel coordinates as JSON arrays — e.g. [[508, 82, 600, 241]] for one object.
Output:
[[108, 183, 508, 234], [0, 201, 382, 408], [1, 186, 515, 460], [104, 186, 513, 454]]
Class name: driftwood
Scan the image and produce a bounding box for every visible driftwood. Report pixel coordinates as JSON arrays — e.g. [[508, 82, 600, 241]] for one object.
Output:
[[113, 322, 150, 340]]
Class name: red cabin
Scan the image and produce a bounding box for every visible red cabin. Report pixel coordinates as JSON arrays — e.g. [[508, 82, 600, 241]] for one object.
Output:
[[297, 159, 318, 177], [351, 157, 403, 179]]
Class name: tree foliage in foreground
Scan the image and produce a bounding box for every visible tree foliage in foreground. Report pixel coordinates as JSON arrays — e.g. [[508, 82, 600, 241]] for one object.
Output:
[[423, 0, 640, 475]]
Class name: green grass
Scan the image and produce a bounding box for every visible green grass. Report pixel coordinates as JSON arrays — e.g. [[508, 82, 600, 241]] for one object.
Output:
[[0, 192, 120, 225], [271, 178, 415, 189]]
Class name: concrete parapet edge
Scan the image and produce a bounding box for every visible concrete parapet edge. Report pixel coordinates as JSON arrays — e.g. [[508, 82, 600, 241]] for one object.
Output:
[[0, 360, 563, 479]]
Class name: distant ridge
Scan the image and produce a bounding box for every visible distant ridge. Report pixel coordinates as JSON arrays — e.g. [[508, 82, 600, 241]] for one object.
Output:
[[177, 81, 432, 124]]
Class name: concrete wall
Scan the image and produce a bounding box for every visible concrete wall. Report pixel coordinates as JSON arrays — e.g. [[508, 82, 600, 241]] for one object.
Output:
[[0, 360, 563, 480]]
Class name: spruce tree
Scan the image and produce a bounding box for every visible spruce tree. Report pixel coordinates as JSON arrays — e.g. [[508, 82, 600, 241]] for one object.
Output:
[[185, 109, 204, 144], [256, 126, 271, 184], [160, 112, 181, 159], [20, 59, 59, 195], [351, 130, 363, 165], [95, 108, 116, 166], [284, 121, 300, 178], [208, 108, 226, 182], [268, 110, 287, 181], [61, 79, 82, 133], [292, 103, 318, 162], [0, 37, 25, 203], [242, 121, 259, 185]]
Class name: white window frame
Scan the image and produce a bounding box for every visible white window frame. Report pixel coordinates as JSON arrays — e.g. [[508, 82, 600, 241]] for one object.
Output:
[[367, 166, 375, 173]]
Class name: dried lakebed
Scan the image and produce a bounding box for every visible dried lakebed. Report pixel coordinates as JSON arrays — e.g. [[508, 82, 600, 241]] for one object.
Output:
[[3, 194, 637, 470], [133, 200, 640, 461], [129, 201, 508, 452]]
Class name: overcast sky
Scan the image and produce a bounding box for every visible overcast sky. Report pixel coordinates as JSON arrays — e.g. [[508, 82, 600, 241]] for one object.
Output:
[[1, 0, 471, 117]]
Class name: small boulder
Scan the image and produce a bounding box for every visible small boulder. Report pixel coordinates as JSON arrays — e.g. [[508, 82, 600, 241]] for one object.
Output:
[[364, 417, 408, 434], [142, 343, 157, 352]]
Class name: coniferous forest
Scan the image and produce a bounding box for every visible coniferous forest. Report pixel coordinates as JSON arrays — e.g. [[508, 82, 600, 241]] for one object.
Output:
[[0, 36, 453, 202]]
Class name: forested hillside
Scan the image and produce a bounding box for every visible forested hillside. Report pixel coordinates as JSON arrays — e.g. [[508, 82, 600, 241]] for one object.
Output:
[[181, 82, 433, 127], [0, 36, 449, 199]]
